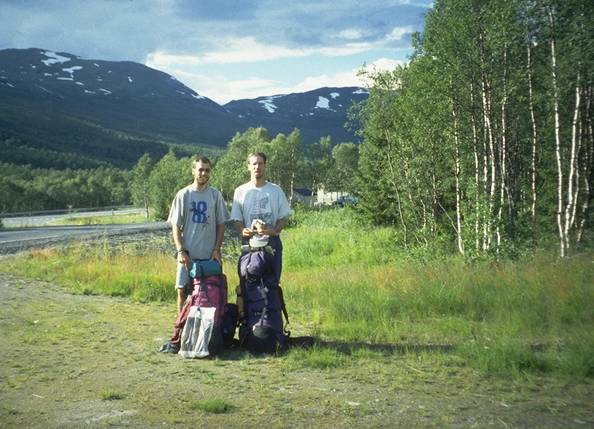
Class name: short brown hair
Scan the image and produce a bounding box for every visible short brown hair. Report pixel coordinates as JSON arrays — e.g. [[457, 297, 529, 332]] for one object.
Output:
[[192, 156, 211, 167], [247, 152, 267, 164]]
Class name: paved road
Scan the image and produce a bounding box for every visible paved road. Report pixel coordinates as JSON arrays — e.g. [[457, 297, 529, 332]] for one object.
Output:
[[0, 221, 168, 254], [1, 208, 144, 228]]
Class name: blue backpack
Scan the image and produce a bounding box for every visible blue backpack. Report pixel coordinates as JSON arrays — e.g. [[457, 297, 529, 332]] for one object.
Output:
[[237, 249, 289, 353]]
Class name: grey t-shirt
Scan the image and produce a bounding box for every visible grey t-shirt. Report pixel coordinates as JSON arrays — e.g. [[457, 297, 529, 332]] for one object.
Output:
[[167, 185, 229, 259], [230, 181, 292, 229]]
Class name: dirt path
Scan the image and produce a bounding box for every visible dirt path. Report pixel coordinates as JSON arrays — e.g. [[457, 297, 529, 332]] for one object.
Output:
[[1, 273, 593, 428]]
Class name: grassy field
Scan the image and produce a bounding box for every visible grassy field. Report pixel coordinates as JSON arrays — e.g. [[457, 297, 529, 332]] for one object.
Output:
[[0, 208, 593, 427], [49, 212, 150, 226]]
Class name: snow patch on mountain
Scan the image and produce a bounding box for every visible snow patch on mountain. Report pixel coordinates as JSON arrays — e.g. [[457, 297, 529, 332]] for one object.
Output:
[[42, 51, 71, 66], [62, 66, 83, 79], [315, 96, 332, 110], [330, 92, 340, 99], [259, 96, 281, 113]]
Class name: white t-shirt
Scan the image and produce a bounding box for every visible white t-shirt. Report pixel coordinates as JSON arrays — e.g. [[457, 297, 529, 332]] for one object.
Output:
[[230, 181, 292, 229], [167, 185, 229, 259]]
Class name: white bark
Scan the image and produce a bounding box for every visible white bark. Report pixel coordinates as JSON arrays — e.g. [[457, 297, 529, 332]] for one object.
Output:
[[452, 95, 464, 255], [527, 42, 538, 221], [470, 83, 481, 251], [549, 7, 565, 257], [496, 48, 509, 253], [577, 85, 593, 243], [564, 76, 581, 243]]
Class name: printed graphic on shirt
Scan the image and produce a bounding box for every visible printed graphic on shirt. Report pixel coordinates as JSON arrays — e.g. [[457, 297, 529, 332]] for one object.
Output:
[[191, 200, 208, 224], [250, 195, 272, 225]]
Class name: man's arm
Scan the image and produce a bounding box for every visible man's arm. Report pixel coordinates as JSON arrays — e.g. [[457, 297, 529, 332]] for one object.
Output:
[[212, 223, 225, 262], [176, 289, 186, 315], [257, 217, 288, 236], [234, 220, 255, 238], [172, 224, 190, 268]]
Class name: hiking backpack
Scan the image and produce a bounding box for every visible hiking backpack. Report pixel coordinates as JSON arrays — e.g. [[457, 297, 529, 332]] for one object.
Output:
[[236, 248, 289, 353], [168, 272, 233, 356]]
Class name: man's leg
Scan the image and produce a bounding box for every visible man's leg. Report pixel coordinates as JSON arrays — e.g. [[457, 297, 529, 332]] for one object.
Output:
[[175, 263, 190, 314], [270, 236, 283, 283]]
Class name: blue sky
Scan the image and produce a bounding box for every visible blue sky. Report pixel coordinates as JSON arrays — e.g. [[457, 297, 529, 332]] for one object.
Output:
[[0, 0, 431, 104]]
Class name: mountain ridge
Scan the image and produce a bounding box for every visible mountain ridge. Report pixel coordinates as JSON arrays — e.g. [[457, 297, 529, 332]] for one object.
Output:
[[0, 48, 368, 169]]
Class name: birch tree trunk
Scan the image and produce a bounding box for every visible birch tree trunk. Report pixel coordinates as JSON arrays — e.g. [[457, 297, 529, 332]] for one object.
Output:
[[549, 6, 566, 257], [496, 48, 509, 253], [527, 41, 538, 222], [577, 84, 593, 243], [470, 83, 481, 251], [451, 94, 465, 255], [564, 75, 581, 245]]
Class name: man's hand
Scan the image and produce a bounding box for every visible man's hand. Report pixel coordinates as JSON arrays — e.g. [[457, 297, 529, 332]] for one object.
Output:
[[177, 250, 190, 269], [256, 225, 276, 236], [242, 227, 255, 238], [211, 248, 222, 263]]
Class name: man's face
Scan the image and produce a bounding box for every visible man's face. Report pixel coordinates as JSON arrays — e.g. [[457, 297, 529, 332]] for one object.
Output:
[[192, 160, 211, 185], [248, 155, 266, 180]]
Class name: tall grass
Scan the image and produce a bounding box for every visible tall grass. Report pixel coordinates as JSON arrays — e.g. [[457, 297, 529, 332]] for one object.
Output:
[[1, 207, 592, 376]]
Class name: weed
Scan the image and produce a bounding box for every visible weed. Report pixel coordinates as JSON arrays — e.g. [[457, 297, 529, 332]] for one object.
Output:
[[101, 390, 125, 401], [190, 398, 231, 414], [285, 346, 347, 370]]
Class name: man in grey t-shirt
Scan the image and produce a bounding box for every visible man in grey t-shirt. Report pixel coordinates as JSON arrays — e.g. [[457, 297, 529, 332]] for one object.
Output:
[[167, 156, 229, 314], [230, 152, 291, 282]]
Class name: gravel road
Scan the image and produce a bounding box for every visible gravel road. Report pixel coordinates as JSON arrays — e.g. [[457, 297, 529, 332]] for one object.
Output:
[[0, 222, 169, 254]]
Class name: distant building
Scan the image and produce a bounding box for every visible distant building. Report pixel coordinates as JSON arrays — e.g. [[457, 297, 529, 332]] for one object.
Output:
[[316, 188, 348, 205], [293, 188, 314, 206]]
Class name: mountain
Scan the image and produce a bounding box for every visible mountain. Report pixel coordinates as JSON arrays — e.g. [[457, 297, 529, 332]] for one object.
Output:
[[224, 87, 368, 144], [0, 48, 368, 169]]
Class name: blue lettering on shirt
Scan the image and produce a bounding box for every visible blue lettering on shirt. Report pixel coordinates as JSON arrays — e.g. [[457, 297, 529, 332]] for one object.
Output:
[[191, 200, 208, 223]]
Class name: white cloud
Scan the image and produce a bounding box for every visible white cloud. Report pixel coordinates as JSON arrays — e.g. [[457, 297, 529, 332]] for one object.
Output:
[[159, 56, 408, 104], [387, 26, 416, 41], [146, 35, 394, 69], [147, 38, 309, 67], [337, 29, 365, 40], [146, 51, 202, 67], [363, 58, 406, 72]]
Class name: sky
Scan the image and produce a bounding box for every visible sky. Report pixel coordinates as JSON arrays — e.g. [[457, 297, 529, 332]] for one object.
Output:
[[0, 0, 431, 105]]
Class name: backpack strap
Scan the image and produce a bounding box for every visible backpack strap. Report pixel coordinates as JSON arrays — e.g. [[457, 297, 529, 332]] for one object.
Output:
[[277, 285, 290, 337]]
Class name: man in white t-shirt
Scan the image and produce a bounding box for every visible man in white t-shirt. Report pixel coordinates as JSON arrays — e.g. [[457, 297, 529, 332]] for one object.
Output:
[[167, 156, 229, 314], [230, 152, 292, 282]]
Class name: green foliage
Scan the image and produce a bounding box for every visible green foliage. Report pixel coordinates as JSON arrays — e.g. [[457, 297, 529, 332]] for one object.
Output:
[[355, 0, 594, 257], [147, 150, 191, 220], [0, 162, 131, 212], [330, 142, 359, 192], [130, 153, 154, 218], [210, 127, 269, 199]]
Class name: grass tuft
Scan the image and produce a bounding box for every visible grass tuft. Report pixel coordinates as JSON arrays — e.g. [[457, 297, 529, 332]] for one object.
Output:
[[285, 346, 346, 370], [100, 390, 125, 401], [190, 398, 231, 414]]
